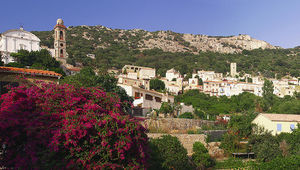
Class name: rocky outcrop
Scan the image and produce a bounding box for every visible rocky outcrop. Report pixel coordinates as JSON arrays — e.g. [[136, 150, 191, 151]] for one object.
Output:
[[64, 25, 278, 54]]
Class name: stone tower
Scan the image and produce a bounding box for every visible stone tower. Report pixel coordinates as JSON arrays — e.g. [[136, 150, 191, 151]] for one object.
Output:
[[54, 18, 67, 64], [230, 62, 237, 77]]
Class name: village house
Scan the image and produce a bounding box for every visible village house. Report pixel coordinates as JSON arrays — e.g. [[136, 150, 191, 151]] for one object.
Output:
[[166, 68, 181, 81], [118, 75, 150, 90], [192, 70, 223, 81], [161, 77, 183, 95], [118, 84, 174, 115], [122, 65, 156, 79], [274, 84, 295, 97], [0, 66, 62, 94], [252, 113, 300, 135], [184, 78, 203, 92], [203, 81, 263, 97]]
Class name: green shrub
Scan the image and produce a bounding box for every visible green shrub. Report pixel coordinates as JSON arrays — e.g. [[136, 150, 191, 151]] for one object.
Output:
[[150, 78, 165, 91], [192, 142, 215, 168], [214, 157, 256, 169], [178, 112, 194, 119], [193, 142, 208, 154], [148, 135, 193, 170], [252, 155, 300, 170]]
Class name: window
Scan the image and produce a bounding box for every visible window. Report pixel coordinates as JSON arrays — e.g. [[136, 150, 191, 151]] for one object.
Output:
[[60, 49, 63, 57], [60, 31, 63, 40], [145, 94, 153, 101], [290, 124, 295, 131], [277, 124, 282, 131], [155, 97, 162, 103], [134, 92, 140, 99]]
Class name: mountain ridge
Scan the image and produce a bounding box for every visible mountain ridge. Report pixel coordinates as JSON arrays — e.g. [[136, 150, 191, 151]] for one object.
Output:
[[32, 24, 279, 54]]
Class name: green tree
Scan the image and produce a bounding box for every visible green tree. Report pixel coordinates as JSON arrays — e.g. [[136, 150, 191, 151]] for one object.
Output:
[[159, 102, 174, 117], [192, 142, 215, 168], [227, 112, 257, 138], [5, 62, 24, 68], [150, 78, 165, 91], [9, 49, 64, 75], [262, 79, 276, 111], [148, 135, 193, 170], [183, 72, 192, 81], [178, 112, 194, 119], [248, 130, 281, 162], [194, 75, 203, 85]]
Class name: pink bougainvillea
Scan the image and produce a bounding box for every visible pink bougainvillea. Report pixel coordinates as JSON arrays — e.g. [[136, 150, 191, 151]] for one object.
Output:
[[0, 83, 148, 169]]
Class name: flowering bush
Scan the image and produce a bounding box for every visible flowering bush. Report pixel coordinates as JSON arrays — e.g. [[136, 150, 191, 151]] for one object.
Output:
[[0, 83, 148, 169]]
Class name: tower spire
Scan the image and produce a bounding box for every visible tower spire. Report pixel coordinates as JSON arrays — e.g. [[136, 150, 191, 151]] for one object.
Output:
[[54, 18, 67, 64]]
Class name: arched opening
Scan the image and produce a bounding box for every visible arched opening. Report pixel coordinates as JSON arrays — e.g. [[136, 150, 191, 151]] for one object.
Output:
[[60, 31, 63, 40], [60, 49, 63, 57]]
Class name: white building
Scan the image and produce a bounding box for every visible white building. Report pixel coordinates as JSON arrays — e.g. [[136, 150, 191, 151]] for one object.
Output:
[[161, 77, 183, 95], [0, 27, 41, 64], [166, 68, 181, 81], [118, 75, 150, 90], [193, 70, 223, 81], [118, 84, 174, 110], [122, 65, 156, 79], [203, 81, 263, 97], [230, 62, 237, 77]]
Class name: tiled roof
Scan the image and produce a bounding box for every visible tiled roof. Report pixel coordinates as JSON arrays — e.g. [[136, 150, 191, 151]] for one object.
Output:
[[67, 67, 81, 72], [54, 24, 67, 29], [0, 66, 62, 78], [261, 113, 300, 122]]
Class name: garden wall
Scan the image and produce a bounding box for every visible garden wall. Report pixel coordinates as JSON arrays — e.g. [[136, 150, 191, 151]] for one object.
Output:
[[147, 133, 206, 155], [143, 118, 215, 133], [147, 133, 224, 158]]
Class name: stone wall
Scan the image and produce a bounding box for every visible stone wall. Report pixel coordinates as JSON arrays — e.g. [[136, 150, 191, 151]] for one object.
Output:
[[147, 133, 206, 155], [144, 118, 215, 133], [147, 133, 224, 158]]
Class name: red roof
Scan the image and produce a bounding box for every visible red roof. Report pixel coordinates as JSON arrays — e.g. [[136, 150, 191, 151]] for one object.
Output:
[[0, 66, 62, 78], [54, 24, 67, 29], [67, 67, 81, 72]]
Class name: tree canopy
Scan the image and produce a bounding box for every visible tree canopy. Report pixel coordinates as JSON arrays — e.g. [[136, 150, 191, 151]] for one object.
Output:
[[150, 78, 165, 91], [8, 49, 64, 75]]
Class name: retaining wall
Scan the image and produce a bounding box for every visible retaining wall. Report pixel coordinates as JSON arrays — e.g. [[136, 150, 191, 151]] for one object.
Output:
[[144, 118, 215, 133]]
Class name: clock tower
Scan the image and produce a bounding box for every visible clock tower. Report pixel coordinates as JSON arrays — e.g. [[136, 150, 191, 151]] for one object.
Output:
[[54, 18, 67, 63]]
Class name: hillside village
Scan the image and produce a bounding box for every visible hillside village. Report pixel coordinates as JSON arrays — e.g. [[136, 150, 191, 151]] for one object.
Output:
[[116, 63, 300, 115], [1, 18, 300, 169]]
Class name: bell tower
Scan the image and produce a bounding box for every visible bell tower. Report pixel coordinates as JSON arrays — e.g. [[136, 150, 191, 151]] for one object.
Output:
[[54, 18, 67, 64]]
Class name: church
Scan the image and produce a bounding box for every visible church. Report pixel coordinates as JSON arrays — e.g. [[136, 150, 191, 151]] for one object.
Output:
[[0, 27, 41, 64], [0, 18, 80, 75]]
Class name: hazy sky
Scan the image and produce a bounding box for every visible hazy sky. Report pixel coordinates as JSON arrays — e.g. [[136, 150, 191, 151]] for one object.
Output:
[[1, 0, 299, 48]]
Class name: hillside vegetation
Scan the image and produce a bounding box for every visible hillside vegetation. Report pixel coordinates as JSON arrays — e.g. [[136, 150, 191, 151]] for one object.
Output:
[[32, 25, 300, 78]]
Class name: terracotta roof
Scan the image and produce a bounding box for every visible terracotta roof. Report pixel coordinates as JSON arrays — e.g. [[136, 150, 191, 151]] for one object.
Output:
[[54, 24, 67, 29], [0, 66, 62, 78], [260, 113, 300, 122], [67, 67, 81, 72]]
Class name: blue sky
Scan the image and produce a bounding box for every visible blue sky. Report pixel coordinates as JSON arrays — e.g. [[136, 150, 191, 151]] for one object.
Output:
[[1, 0, 299, 48]]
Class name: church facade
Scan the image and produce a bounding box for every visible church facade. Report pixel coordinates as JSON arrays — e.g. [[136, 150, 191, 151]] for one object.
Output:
[[0, 28, 41, 64]]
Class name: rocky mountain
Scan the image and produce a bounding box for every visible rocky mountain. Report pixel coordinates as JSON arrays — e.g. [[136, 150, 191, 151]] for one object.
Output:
[[32, 25, 300, 78], [33, 25, 278, 54]]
